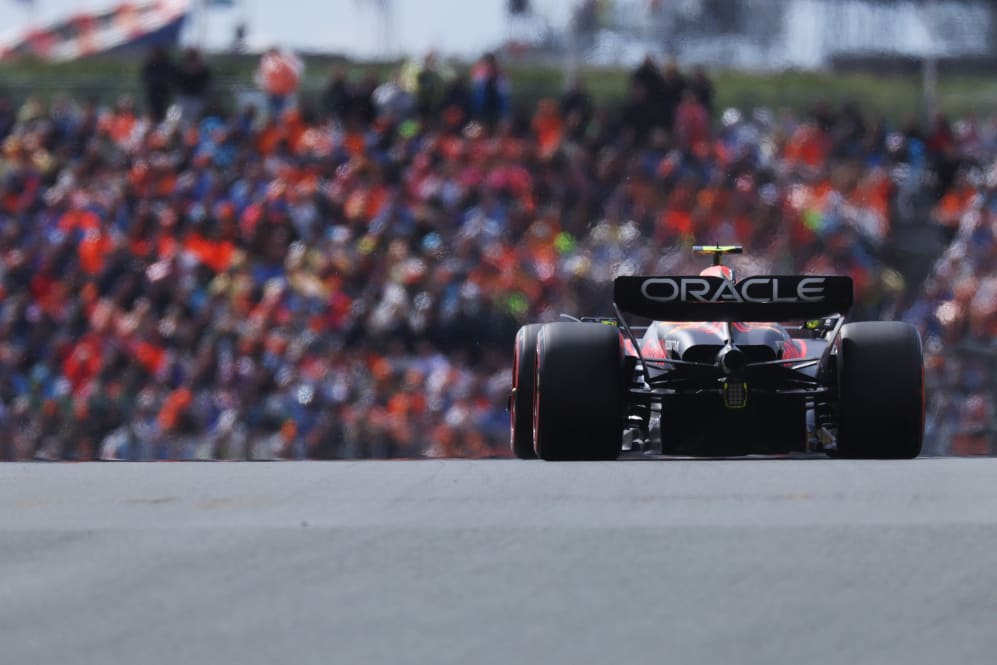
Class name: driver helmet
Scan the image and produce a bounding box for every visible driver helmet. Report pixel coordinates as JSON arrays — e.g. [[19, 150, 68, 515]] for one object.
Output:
[[699, 265, 735, 281]]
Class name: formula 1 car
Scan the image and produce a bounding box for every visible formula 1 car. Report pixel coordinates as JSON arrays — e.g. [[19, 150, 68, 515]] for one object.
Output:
[[510, 245, 924, 460]]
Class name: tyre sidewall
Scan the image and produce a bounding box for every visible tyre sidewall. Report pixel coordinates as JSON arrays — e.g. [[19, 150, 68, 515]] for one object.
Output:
[[836, 321, 924, 459], [511, 324, 543, 459], [534, 322, 624, 461]]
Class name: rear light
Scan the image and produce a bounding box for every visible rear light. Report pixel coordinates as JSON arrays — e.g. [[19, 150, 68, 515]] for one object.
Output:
[[723, 381, 748, 409]]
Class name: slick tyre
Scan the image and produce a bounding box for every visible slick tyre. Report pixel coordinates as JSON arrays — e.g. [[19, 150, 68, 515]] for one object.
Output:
[[836, 321, 924, 459], [510, 324, 543, 459], [533, 322, 624, 461]]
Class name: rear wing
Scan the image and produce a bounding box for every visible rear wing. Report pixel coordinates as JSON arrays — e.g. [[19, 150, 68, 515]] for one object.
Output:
[[613, 275, 853, 322]]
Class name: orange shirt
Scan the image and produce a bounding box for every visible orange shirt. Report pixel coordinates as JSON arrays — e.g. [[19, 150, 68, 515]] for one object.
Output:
[[79, 231, 111, 275], [532, 107, 563, 157], [258, 51, 301, 96], [784, 124, 828, 168], [185, 233, 236, 273]]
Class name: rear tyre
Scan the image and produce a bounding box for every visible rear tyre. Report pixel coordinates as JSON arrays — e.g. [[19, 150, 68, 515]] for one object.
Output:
[[835, 321, 924, 459], [533, 322, 624, 461], [510, 324, 543, 459]]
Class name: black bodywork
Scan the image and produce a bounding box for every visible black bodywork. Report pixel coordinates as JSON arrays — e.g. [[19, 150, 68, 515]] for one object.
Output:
[[608, 274, 853, 457]]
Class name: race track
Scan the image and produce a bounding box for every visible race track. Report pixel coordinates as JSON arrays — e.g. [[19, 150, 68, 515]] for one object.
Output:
[[2, 458, 997, 665]]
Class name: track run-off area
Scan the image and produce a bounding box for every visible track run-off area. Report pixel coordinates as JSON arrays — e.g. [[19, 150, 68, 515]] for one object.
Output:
[[2, 458, 997, 665]]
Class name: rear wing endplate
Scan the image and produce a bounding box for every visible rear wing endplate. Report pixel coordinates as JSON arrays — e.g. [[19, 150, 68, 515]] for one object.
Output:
[[613, 275, 853, 322]]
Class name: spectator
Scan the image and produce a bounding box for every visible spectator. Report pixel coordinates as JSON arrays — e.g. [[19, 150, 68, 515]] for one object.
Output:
[[687, 65, 714, 115], [560, 77, 593, 141], [631, 54, 664, 112], [322, 64, 351, 122], [140, 46, 176, 123], [401, 51, 449, 121], [174, 48, 212, 127], [659, 56, 687, 132], [348, 73, 379, 126], [255, 46, 304, 118], [927, 112, 960, 194], [830, 100, 867, 160], [471, 52, 510, 127], [372, 71, 415, 124], [621, 78, 656, 145], [674, 89, 710, 156], [441, 70, 473, 127], [532, 98, 564, 158]]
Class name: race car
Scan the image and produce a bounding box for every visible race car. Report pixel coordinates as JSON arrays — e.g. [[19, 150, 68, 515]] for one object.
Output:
[[510, 245, 924, 460]]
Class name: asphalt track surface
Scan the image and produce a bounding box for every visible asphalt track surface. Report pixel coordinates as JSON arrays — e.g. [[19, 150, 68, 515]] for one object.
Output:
[[3, 458, 997, 665]]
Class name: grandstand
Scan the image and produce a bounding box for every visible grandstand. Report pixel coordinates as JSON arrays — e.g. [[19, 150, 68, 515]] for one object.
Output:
[[0, 0, 993, 459]]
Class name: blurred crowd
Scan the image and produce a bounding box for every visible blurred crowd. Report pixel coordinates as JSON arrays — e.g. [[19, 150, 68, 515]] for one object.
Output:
[[0, 49, 993, 459], [900, 120, 997, 455]]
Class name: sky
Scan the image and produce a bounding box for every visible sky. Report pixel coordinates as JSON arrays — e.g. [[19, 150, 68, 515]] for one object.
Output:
[[2, 0, 574, 57]]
